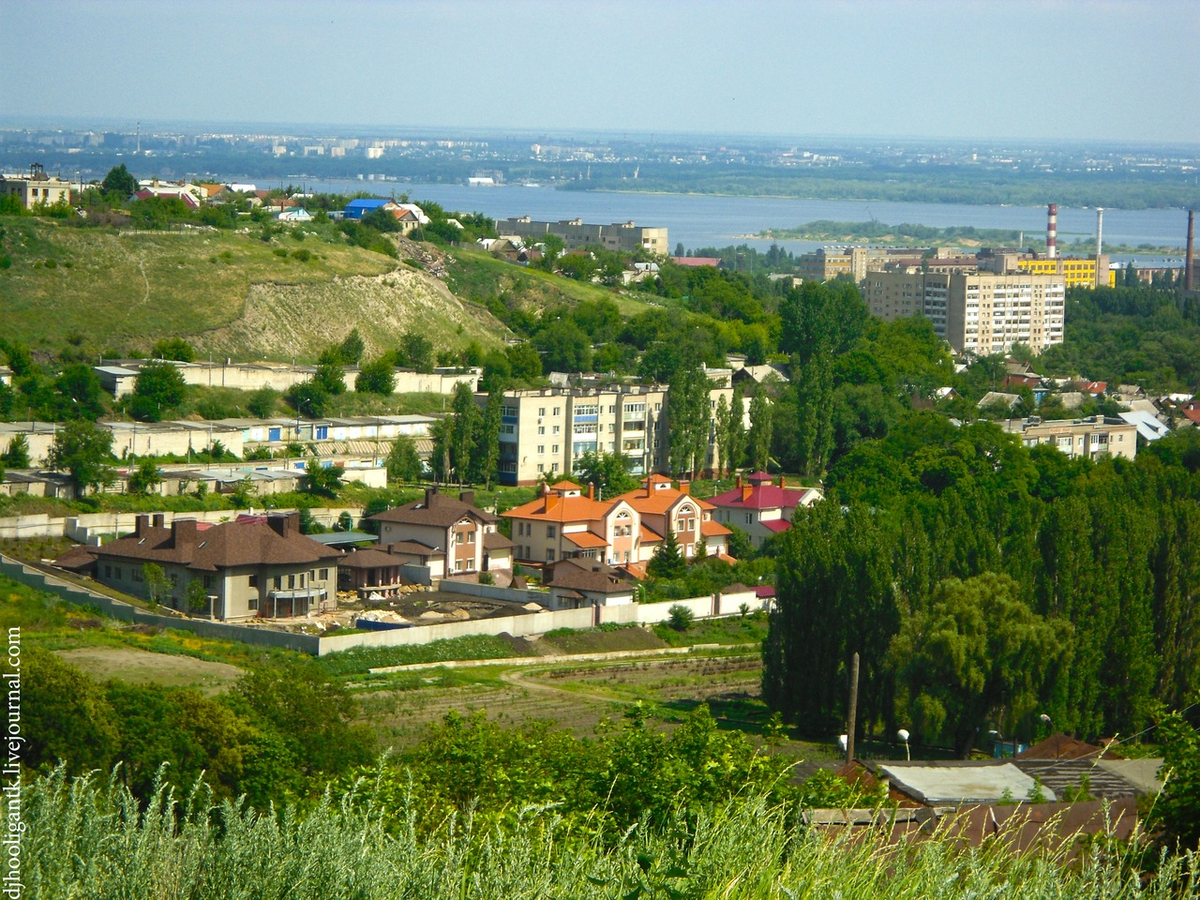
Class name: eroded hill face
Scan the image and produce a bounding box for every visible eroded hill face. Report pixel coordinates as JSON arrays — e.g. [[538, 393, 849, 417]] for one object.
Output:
[[0, 220, 508, 361], [204, 265, 507, 361]]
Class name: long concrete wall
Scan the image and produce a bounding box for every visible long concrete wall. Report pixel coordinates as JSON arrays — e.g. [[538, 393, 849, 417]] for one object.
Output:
[[0, 554, 319, 654], [0, 507, 363, 543], [319, 608, 594, 656]]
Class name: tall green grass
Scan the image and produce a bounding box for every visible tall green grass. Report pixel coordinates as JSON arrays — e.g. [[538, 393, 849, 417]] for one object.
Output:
[[25, 765, 1199, 899]]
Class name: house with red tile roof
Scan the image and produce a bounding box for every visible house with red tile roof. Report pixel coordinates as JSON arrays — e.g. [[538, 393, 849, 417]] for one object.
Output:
[[611, 474, 731, 560], [709, 471, 823, 548], [88, 512, 340, 620]]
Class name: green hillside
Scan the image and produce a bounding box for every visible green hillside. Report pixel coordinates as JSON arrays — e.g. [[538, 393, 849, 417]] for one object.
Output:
[[445, 244, 655, 318], [0, 218, 509, 361]]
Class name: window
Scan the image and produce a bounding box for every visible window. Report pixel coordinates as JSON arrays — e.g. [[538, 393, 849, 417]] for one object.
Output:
[[319, 568, 328, 580], [248, 596, 258, 610], [104, 565, 112, 578], [538, 407, 545, 416], [538, 426, 545, 435], [546, 549, 556, 562], [537, 445, 544, 454], [467, 531, 475, 544], [745, 513, 752, 524], [547, 525, 556, 538], [203, 575, 215, 589], [249, 574, 258, 588], [288, 574, 295, 589], [132, 568, 143, 582], [115, 567, 122, 580]]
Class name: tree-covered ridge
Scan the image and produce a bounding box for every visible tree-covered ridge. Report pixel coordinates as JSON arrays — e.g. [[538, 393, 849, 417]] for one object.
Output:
[[758, 220, 1028, 246], [1038, 284, 1200, 393], [764, 414, 1200, 753]]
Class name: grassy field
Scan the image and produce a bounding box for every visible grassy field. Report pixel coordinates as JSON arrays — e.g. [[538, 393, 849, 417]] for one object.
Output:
[[0, 218, 507, 361]]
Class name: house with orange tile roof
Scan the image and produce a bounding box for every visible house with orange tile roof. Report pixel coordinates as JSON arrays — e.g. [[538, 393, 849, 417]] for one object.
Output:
[[611, 475, 730, 560], [503, 480, 645, 570]]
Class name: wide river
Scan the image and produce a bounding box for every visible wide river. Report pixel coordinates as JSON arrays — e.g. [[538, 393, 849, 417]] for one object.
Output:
[[294, 179, 1192, 263]]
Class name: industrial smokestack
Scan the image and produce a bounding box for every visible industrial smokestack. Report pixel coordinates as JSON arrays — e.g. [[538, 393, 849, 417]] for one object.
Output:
[[1047, 204, 1058, 260], [1187, 210, 1195, 292], [1096, 208, 1104, 257]]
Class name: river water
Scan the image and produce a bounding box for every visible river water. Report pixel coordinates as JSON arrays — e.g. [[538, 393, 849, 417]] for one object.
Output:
[[293, 179, 1193, 263]]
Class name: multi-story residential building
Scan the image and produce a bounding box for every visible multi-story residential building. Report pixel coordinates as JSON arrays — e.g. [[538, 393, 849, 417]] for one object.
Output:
[[497, 376, 733, 486], [796, 246, 932, 282], [611, 475, 730, 561], [862, 271, 1065, 355], [89, 512, 340, 620], [0, 164, 72, 209], [368, 488, 510, 576], [1001, 415, 1138, 461], [504, 480, 648, 569], [496, 216, 668, 255], [708, 471, 823, 549]]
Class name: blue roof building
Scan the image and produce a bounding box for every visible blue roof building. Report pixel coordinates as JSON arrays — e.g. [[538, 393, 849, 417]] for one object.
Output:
[[343, 198, 393, 220]]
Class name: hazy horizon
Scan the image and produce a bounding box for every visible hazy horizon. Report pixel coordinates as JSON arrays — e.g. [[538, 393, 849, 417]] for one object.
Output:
[[3, 0, 1198, 145]]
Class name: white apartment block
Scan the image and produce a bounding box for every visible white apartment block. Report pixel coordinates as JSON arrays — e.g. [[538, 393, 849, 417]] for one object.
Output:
[[497, 378, 733, 486], [1001, 415, 1137, 461], [496, 217, 669, 255], [862, 271, 1065, 355]]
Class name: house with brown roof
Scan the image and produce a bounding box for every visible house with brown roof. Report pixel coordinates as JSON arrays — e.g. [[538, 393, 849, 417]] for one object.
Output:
[[544, 558, 637, 611], [88, 512, 340, 620], [709, 471, 823, 548], [503, 480, 645, 570], [367, 488, 509, 577], [611, 475, 730, 561]]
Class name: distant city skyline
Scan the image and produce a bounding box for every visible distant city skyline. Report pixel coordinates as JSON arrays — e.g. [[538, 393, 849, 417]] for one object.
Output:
[[2, 0, 1198, 145]]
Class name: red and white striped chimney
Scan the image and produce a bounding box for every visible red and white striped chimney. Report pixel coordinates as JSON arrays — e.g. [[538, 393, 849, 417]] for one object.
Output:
[[1046, 203, 1058, 259]]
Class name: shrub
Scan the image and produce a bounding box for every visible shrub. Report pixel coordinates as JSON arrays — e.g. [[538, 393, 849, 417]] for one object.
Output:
[[667, 604, 695, 632]]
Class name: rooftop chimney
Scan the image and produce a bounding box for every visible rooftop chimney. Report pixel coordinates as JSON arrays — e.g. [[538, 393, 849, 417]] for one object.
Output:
[[152, 513, 165, 529], [736, 474, 742, 489], [1047, 204, 1058, 259], [134, 514, 150, 537], [424, 487, 437, 508], [172, 518, 199, 547], [679, 480, 690, 496], [459, 489, 475, 507], [587, 482, 595, 501], [268, 512, 298, 538], [1096, 208, 1104, 257]]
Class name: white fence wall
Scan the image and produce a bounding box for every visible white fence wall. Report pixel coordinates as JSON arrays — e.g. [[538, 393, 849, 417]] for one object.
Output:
[[0, 508, 363, 543], [319, 608, 594, 656]]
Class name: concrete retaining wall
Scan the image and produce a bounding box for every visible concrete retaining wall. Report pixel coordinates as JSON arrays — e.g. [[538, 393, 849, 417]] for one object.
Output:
[[0, 554, 319, 654], [0, 507, 363, 544], [436, 578, 550, 606], [318, 607, 594, 656]]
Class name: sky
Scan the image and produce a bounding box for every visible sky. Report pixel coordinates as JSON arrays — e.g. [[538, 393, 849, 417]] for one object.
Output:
[[3, 0, 1198, 144]]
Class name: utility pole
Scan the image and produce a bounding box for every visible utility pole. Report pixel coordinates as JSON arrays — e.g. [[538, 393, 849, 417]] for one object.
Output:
[[845, 651, 860, 764]]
